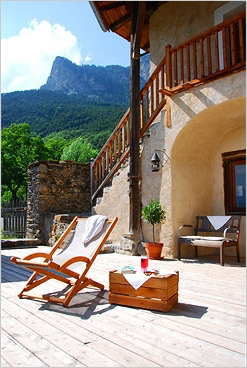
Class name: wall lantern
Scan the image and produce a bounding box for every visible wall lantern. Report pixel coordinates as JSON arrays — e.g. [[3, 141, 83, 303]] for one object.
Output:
[[151, 151, 160, 172], [151, 149, 170, 172]]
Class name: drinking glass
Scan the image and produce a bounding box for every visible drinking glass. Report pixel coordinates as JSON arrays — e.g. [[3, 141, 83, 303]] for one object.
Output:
[[141, 255, 148, 271]]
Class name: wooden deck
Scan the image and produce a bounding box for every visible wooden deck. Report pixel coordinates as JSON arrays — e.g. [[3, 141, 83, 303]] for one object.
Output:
[[1, 246, 246, 367]]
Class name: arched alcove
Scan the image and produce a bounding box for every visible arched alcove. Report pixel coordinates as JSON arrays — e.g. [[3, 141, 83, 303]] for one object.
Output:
[[171, 97, 246, 257]]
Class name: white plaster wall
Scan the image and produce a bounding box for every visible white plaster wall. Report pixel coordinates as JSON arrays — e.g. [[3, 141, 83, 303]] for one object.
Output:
[[212, 128, 246, 214], [141, 71, 245, 259], [92, 161, 130, 243], [212, 128, 246, 256]]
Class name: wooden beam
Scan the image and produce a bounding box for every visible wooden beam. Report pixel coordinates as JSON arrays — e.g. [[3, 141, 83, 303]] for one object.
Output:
[[110, 13, 131, 32], [132, 2, 146, 59], [159, 88, 173, 96], [166, 97, 171, 128], [99, 2, 126, 12], [129, 1, 146, 235]]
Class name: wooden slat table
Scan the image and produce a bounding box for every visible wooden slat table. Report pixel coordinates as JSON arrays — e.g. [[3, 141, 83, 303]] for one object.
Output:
[[109, 269, 179, 312]]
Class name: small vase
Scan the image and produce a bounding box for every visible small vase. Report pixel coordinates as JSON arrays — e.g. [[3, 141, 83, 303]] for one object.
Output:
[[144, 242, 163, 260]]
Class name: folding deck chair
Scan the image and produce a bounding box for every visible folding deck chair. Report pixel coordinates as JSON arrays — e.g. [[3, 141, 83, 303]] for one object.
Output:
[[11, 215, 118, 307]]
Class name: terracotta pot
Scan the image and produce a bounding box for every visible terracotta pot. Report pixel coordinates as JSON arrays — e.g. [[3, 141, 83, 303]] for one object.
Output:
[[144, 242, 163, 260]]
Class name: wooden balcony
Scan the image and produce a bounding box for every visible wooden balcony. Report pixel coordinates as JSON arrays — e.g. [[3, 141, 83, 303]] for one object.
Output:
[[161, 11, 246, 94], [91, 11, 246, 202]]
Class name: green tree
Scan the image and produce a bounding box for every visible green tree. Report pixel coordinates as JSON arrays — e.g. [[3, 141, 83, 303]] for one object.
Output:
[[60, 137, 98, 163], [1, 123, 49, 202], [44, 137, 68, 160]]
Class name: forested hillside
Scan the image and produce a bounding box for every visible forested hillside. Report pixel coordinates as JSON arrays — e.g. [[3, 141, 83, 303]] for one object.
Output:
[[1, 90, 128, 150], [1, 55, 150, 150], [1, 55, 150, 202]]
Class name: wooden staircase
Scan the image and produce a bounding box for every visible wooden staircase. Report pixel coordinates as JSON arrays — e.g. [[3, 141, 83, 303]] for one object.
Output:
[[91, 11, 246, 203]]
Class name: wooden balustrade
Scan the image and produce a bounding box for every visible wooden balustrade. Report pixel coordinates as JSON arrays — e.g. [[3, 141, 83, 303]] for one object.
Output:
[[162, 11, 246, 93], [92, 109, 130, 199], [91, 12, 246, 202], [140, 58, 166, 136]]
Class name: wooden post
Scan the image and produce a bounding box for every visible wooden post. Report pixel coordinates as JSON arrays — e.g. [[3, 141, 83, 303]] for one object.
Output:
[[165, 44, 172, 88], [129, 1, 141, 235], [164, 45, 172, 128], [166, 96, 171, 128], [128, 1, 146, 237]]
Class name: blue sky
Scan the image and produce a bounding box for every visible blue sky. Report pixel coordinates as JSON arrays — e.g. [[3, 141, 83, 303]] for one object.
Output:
[[1, 1, 130, 93]]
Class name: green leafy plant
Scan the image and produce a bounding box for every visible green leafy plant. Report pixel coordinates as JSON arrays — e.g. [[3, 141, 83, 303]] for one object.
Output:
[[141, 198, 166, 243], [60, 137, 98, 163], [1, 230, 18, 239]]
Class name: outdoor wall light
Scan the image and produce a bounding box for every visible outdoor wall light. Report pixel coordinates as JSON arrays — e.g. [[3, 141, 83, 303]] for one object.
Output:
[[151, 151, 160, 172], [151, 149, 170, 172]]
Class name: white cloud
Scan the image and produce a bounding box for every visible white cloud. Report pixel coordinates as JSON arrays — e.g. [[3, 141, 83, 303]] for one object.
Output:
[[83, 52, 94, 64], [1, 19, 82, 93]]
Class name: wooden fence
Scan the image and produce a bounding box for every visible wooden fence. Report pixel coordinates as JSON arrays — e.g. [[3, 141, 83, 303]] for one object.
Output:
[[1, 201, 27, 238]]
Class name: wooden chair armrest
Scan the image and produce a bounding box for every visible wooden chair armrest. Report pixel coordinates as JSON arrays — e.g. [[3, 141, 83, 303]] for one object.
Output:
[[11, 252, 52, 264], [24, 252, 53, 261], [223, 226, 240, 240], [178, 224, 194, 237]]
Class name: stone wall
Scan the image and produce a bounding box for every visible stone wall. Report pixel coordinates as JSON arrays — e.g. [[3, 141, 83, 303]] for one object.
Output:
[[48, 214, 77, 248], [26, 160, 91, 244]]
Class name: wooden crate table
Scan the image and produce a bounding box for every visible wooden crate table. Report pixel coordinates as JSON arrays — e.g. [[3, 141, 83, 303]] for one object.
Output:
[[109, 270, 179, 312]]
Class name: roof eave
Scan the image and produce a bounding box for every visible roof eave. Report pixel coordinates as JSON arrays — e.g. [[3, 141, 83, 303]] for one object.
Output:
[[89, 1, 109, 32]]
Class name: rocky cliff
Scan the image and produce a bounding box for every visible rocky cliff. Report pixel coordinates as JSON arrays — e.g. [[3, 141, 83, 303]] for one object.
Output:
[[40, 55, 149, 104]]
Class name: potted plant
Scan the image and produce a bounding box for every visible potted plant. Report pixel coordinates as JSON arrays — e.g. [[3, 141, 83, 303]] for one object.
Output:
[[141, 198, 166, 259]]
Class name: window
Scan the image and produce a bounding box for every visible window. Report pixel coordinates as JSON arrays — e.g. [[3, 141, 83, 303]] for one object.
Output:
[[222, 150, 246, 215]]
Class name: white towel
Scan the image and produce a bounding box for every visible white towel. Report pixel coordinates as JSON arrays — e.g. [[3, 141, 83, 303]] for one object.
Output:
[[207, 216, 231, 230], [123, 269, 178, 290], [81, 215, 108, 243], [123, 271, 152, 290]]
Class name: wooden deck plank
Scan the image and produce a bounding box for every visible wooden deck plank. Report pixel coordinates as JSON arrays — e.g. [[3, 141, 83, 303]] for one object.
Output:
[[1, 247, 246, 367], [2, 289, 172, 367], [1, 308, 87, 367], [96, 299, 245, 352], [84, 306, 244, 366], [1, 330, 47, 367], [1, 288, 124, 366]]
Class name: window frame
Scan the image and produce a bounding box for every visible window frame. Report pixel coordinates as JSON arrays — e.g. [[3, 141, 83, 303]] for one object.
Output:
[[222, 150, 246, 215]]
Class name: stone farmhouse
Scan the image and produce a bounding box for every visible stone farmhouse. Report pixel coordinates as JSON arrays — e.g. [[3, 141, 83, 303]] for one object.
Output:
[[89, 1, 246, 259]]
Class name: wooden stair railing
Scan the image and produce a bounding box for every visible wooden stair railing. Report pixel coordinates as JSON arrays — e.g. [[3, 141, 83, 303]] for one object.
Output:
[[91, 11, 246, 202], [91, 108, 131, 201]]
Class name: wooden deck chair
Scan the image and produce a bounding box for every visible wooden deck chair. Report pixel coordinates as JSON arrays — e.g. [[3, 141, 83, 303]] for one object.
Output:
[[11, 215, 118, 307]]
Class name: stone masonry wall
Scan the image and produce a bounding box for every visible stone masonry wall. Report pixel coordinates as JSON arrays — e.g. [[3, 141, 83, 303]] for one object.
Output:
[[26, 160, 91, 244]]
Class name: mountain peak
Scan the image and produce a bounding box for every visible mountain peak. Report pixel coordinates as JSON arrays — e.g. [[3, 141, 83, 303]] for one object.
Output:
[[40, 56, 149, 103], [40, 57, 129, 103]]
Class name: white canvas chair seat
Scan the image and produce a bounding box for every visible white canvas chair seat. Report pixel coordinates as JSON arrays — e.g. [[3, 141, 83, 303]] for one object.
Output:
[[11, 215, 118, 307]]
